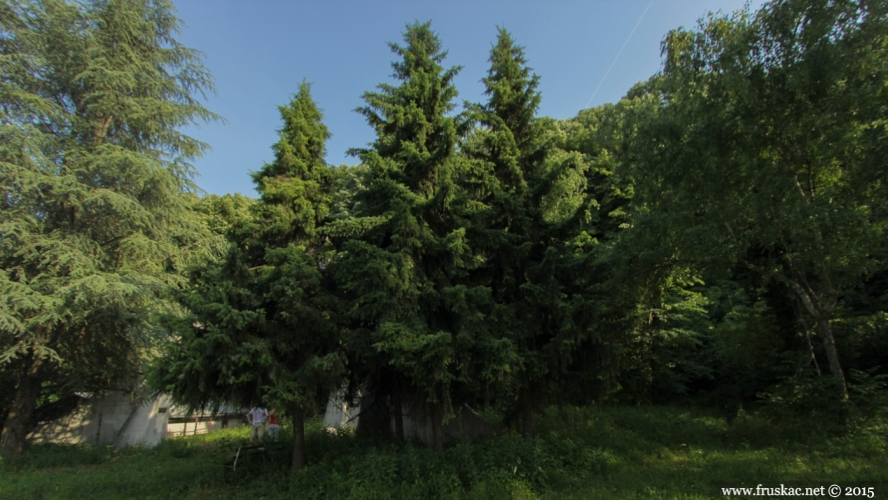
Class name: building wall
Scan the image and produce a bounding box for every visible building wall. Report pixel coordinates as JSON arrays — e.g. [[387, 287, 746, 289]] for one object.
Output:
[[166, 417, 246, 438], [28, 392, 171, 447]]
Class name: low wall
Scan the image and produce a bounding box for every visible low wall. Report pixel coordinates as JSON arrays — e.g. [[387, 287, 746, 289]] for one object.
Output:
[[167, 415, 246, 437]]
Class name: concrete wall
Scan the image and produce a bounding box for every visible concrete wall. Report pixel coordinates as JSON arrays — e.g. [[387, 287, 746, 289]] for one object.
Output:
[[167, 419, 223, 437], [323, 393, 359, 430], [28, 392, 171, 447]]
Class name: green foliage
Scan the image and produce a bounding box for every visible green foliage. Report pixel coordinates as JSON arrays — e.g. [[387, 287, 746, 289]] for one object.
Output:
[[760, 368, 888, 432], [624, 0, 888, 399], [3, 407, 888, 499], [192, 193, 256, 238], [336, 22, 483, 443], [0, 0, 218, 457], [151, 84, 344, 415], [461, 28, 597, 432], [616, 276, 713, 404], [5, 0, 885, 472], [150, 83, 344, 470]]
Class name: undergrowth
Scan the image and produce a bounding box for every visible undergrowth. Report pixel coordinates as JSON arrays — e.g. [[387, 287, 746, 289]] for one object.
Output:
[[1, 405, 886, 499]]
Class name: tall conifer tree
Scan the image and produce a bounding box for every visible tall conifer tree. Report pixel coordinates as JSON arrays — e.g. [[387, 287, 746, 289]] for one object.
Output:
[[464, 28, 547, 438], [152, 83, 344, 471], [0, 0, 218, 458], [338, 22, 484, 451], [465, 28, 593, 437]]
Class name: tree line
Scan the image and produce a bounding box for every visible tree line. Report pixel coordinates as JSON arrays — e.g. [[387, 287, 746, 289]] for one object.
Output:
[[2, 0, 886, 474]]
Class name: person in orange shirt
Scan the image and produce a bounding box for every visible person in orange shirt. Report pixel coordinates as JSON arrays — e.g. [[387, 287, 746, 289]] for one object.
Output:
[[267, 409, 280, 441]]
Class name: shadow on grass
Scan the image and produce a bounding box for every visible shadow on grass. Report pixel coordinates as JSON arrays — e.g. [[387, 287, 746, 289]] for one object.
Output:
[[2, 406, 886, 499]]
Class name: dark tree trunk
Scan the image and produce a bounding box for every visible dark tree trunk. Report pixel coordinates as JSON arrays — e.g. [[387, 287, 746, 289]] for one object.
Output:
[[430, 401, 443, 452], [290, 405, 306, 471], [393, 388, 404, 443], [0, 357, 41, 459], [520, 389, 534, 439]]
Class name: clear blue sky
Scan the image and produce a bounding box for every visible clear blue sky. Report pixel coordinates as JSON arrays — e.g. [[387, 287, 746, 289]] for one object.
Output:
[[173, 0, 763, 197]]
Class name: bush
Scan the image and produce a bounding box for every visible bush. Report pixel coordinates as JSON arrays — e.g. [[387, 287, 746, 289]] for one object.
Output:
[[759, 369, 888, 433], [3, 408, 887, 499]]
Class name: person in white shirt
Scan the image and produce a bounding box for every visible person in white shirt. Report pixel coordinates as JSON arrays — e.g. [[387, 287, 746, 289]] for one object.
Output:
[[247, 406, 269, 443]]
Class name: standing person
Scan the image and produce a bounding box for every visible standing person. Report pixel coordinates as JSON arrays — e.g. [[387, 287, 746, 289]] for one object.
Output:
[[267, 409, 280, 441], [247, 406, 269, 443]]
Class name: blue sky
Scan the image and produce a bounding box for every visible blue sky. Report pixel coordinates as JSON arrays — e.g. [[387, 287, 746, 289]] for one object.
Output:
[[173, 0, 764, 197]]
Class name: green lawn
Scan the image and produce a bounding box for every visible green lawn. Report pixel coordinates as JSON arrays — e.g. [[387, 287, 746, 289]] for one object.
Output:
[[2, 406, 886, 499]]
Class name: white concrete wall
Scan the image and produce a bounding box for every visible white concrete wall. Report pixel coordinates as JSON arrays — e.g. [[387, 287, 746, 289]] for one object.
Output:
[[166, 417, 246, 438], [113, 395, 170, 447], [323, 393, 359, 430], [28, 392, 171, 447]]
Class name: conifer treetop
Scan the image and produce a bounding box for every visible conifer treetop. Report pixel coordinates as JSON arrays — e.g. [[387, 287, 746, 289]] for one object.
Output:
[[483, 27, 542, 150], [252, 81, 331, 186], [353, 21, 462, 183]]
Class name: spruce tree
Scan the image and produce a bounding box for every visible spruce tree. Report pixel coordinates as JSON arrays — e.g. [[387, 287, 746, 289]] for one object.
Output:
[[151, 83, 344, 471], [464, 28, 544, 438], [464, 28, 598, 437], [0, 0, 218, 458], [337, 22, 484, 451]]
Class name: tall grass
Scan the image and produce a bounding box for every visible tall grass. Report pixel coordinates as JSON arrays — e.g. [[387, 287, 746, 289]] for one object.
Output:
[[2, 406, 886, 499]]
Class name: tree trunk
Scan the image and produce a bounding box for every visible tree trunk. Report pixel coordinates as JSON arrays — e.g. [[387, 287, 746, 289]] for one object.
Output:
[[0, 357, 41, 459], [785, 279, 848, 400], [818, 317, 849, 400], [430, 401, 443, 452], [520, 389, 534, 439], [800, 317, 822, 377], [393, 388, 404, 443], [290, 405, 306, 472]]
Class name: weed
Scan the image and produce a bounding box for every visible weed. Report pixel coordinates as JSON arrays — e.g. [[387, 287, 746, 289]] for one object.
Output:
[[2, 405, 886, 499]]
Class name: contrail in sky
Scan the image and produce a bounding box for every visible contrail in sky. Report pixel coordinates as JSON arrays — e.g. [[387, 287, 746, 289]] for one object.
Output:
[[585, 0, 655, 108]]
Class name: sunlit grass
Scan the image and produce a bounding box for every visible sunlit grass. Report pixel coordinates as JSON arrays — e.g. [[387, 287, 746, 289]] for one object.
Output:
[[1, 406, 886, 499]]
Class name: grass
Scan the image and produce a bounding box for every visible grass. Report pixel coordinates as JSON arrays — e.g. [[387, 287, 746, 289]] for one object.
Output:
[[1, 405, 886, 499]]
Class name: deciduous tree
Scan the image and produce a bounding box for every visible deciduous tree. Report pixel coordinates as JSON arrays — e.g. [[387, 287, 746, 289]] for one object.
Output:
[[628, 0, 888, 400]]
